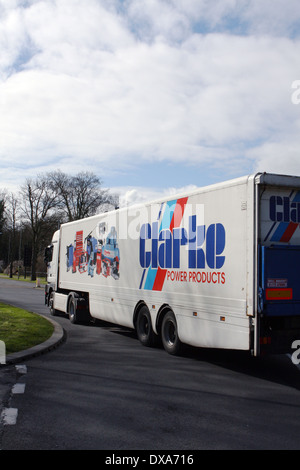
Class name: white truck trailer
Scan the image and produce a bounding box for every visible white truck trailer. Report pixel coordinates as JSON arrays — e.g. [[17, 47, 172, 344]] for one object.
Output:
[[44, 173, 300, 356]]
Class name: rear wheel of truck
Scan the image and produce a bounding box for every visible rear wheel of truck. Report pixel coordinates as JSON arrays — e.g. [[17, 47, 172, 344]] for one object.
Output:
[[161, 310, 181, 355], [136, 305, 155, 347]]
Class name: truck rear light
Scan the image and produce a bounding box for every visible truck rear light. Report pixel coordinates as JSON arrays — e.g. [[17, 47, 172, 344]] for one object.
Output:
[[266, 288, 293, 300]]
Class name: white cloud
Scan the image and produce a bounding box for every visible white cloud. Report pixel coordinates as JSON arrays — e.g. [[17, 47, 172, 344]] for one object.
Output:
[[0, 0, 300, 196], [115, 183, 199, 207], [126, 0, 300, 39], [240, 0, 300, 36], [125, 0, 191, 43], [248, 135, 300, 176]]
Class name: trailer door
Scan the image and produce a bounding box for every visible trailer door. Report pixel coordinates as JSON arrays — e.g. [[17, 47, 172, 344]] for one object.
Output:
[[259, 245, 300, 353]]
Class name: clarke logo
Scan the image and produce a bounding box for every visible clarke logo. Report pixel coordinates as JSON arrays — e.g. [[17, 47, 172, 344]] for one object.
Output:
[[138, 197, 226, 291], [269, 195, 300, 223], [139, 215, 226, 270]]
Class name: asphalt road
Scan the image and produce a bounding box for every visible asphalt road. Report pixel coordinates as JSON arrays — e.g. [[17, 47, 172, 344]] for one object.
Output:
[[1, 278, 300, 450]]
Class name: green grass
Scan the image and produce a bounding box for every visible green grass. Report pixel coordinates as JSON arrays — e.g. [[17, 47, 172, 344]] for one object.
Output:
[[0, 303, 54, 354], [0, 274, 46, 285]]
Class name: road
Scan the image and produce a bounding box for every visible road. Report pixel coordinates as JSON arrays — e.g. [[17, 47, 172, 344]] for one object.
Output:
[[1, 278, 300, 450]]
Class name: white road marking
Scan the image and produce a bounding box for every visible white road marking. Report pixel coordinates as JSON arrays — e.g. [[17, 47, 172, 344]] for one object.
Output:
[[0, 364, 28, 427], [1, 408, 18, 425], [15, 365, 27, 374], [12, 383, 26, 394]]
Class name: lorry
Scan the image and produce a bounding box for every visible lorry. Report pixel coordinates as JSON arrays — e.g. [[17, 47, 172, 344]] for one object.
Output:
[[44, 173, 300, 357]]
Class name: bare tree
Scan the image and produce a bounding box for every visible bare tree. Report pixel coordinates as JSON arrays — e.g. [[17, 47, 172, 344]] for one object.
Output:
[[5, 193, 19, 278], [0, 191, 6, 237], [0, 193, 6, 271], [20, 175, 58, 281], [49, 170, 118, 222]]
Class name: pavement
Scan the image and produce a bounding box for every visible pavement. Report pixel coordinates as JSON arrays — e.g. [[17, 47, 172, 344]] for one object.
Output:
[[0, 314, 65, 425]]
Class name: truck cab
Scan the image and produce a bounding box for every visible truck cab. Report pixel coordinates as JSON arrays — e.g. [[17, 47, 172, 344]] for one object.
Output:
[[44, 230, 60, 307]]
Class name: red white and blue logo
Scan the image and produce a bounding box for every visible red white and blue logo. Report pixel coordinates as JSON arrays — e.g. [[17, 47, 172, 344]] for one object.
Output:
[[139, 197, 226, 291], [265, 191, 300, 243]]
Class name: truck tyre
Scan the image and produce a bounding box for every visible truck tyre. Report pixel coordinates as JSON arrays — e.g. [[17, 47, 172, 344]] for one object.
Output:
[[161, 310, 181, 355], [136, 305, 155, 347], [69, 297, 78, 324], [49, 291, 58, 317]]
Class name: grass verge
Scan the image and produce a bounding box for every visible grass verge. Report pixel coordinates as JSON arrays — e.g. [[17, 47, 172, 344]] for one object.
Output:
[[0, 302, 54, 354], [0, 274, 46, 285]]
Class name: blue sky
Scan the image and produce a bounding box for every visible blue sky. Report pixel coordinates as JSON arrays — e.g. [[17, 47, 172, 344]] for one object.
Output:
[[1, 0, 300, 206]]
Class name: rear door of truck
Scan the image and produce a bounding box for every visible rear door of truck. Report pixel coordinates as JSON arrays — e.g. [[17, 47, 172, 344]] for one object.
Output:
[[258, 174, 300, 354]]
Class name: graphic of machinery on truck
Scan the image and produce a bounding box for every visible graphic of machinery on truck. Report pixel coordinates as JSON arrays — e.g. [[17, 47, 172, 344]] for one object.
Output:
[[66, 223, 120, 280]]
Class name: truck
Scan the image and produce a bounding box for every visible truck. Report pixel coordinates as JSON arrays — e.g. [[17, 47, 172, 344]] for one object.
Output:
[[44, 172, 300, 357]]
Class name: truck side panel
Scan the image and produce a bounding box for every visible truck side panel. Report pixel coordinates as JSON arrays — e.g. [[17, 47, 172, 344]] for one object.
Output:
[[57, 177, 252, 351]]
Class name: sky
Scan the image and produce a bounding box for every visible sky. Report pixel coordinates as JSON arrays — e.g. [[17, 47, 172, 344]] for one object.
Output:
[[1, 0, 300, 207]]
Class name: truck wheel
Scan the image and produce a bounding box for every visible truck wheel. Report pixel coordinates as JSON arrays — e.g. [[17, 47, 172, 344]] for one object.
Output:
[[49, 292, 58, 316], [161, 311, 181, 355], [136, 306, 154, 347], [69, 297, 78, 324]]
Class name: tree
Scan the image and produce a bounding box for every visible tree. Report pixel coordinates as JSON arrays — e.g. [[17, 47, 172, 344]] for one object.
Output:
[[0, 192, 6, 267], [20, 175, 59, 281], [0, 193, 5, 235], [49, 170, 118, 222], [5, 193, 19, 278]]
